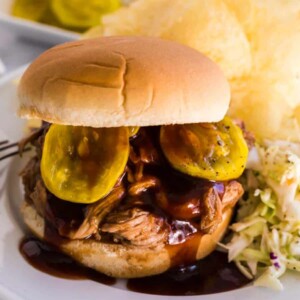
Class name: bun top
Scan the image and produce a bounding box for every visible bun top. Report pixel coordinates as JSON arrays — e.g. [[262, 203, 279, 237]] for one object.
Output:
[[18, 36, 230, 127]]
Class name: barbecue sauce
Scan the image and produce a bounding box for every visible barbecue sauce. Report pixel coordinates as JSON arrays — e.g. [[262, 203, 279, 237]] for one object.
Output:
[[20, 236, 250, 295], [19, 126, 251, 295], [127, 250, 250, 295], [19, 237, 116, 285]]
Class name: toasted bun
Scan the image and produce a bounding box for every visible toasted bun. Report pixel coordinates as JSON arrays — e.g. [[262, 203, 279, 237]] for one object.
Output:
[[18, 36, 230, 127], [22, 201, 232, 278]]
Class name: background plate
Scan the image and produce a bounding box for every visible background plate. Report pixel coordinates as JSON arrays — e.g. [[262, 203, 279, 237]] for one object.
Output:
[[0, 67, 300, 299], [0, 0, 80, 45]]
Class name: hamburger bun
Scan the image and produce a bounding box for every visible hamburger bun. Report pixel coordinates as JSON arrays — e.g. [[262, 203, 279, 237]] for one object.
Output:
[[19, 36, 235, 279], [18, 36, 230, 128], [22, 202, 233, 278]]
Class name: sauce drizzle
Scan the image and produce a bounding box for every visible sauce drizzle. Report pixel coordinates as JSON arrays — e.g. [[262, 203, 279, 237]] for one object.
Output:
[[19, 237, 250, 296], [19, 237, 116, 285], [127, 251, 251, 295]]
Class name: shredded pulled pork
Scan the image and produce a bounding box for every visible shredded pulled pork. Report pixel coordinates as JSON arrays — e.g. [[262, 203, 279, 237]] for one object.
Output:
[[21, 156, 41, 201], [222, 181, 244, 210], [235, 119, 255, 149], [101, 208, 169, 248], [200, 187, 223, 234], [63, 186, 126, 240], [22, 154, 126, 240], [128, 176, 159, 196], [21, 126, 246, 249], [19, 126, 45, 155], [200, 181, 244, 234], [30, 179, 48, 217]]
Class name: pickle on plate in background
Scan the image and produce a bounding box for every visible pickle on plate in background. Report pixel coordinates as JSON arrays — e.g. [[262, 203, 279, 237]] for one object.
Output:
[[12, 0, 49, 21], [11, 0, 121, 32], [51, 0, 121, 30]]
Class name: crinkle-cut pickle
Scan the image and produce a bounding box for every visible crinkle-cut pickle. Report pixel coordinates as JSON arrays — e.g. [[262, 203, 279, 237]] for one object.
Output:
[[51, 0, 121, 28], [12, 0, 49, 21], [41, 125, 129, 203], [128, 126, 139, 137], [160, 117, 248, 181]]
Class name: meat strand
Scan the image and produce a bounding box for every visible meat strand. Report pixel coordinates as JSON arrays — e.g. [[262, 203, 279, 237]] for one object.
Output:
[[200, 187, 223, 234], [200, 181, 244, 234], [101, 208, 169, 248], [61, 186, 126, 240]]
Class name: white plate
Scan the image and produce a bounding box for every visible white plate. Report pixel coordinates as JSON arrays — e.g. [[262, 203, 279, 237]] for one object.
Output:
[[0, 0, 80, 45], [1, 67, 300, 300]]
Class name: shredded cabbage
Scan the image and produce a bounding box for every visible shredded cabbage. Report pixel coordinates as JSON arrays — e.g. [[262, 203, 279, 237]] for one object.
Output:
[[225, 141, 300, 290]]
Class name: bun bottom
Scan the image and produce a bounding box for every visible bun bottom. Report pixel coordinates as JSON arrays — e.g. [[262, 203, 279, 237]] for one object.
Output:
[[21, 202, 232, 278]]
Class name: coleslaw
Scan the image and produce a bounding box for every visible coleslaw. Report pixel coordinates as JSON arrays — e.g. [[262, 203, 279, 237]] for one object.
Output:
[[225, 141, 300, 290]]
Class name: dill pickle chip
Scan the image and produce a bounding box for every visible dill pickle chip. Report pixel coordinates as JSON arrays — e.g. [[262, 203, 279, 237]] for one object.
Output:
[[160, 117, 248, 181], [12, 0, 49, 21], [128, 126, 139, 137], [41, 125, 129, 203], [50, 0, 121, 28], [40, 6, 63, 27]]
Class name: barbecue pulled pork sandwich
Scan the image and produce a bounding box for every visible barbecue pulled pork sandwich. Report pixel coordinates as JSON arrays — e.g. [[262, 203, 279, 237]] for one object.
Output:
[[18, 36, 249, 278]]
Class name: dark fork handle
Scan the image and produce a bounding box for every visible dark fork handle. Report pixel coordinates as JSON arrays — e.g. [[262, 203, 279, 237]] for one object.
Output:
[[0, 142, 18, 152], [0, 140, 9, 146]]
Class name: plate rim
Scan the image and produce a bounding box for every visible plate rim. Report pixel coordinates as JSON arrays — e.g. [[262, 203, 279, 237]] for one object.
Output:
[[0, 12, 80, 44]]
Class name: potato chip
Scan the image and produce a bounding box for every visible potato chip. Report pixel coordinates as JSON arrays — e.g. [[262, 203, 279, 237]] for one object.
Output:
[[82, 25, 103, 39], [225, 0, 300, 36], [225, 0, 300, 140], [229, 76, 297, 141], [102, 0, 252, 80]]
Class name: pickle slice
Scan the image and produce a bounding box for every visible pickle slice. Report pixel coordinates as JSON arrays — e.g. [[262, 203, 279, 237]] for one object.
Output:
[[41, 125, 129, 203], [160, 117, 248, 181], [128, 126, 140, 137], [50, 0, 121, 28], [12, 0, 49, 21]]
